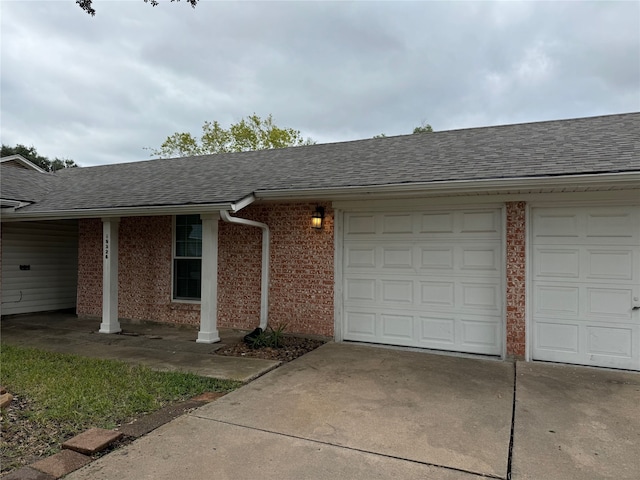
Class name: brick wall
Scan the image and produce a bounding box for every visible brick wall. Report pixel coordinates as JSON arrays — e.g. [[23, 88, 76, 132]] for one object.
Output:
[[76, 201, 527, 353], [505, 201, 526, 358], [77, 218, 103, 316], [76, 202, 335, 336]]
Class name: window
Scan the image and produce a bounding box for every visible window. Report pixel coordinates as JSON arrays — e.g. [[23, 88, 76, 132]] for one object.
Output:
[[173, 215, 202, 300]]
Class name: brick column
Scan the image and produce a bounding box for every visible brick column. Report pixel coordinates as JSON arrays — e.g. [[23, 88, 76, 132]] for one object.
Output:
[[506, 202, 526, 358]]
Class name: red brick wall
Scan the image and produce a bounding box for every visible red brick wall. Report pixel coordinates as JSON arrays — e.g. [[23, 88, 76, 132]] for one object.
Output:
[[77, 218, 103, 316], [505, 201, 526, 358], [76, 202, 335, 336]]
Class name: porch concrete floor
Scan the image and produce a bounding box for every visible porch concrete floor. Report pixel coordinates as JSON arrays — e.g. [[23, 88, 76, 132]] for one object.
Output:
[[0, 312, 280, 382]]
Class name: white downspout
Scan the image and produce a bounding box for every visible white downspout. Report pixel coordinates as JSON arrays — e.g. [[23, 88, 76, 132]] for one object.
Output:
[[220, 210, 269, 330]]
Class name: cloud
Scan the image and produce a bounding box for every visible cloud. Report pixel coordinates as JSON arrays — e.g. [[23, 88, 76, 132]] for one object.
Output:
[[1, 0, 638, 166]]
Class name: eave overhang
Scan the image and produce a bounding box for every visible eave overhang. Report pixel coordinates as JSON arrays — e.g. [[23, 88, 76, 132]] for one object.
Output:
[[0, 194, 256, 222], [254, 172, 640, 201]]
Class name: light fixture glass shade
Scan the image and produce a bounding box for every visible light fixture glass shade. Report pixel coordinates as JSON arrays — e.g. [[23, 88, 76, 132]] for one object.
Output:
[[312, 206, 324, 229]]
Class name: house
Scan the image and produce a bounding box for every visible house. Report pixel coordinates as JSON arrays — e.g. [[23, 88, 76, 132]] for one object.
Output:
[[1, 113, 639, 371]]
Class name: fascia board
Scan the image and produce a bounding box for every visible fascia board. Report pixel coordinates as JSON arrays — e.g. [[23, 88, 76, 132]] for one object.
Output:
[[0, 202, 237, 222], [254, 172, 640, 200]]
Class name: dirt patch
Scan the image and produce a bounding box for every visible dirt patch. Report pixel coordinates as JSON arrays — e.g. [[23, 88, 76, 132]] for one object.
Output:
[[0, 394, 73, 475], [216, 336, 326, 362]]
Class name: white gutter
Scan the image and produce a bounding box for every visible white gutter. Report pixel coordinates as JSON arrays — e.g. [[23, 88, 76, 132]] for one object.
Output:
[[220, 210, 270, 331], [0, 194, 257, 222], [255, 172, 640, 200]]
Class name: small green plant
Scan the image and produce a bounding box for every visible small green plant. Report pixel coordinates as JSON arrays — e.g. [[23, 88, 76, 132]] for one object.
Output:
[[245, 324, 288, 349]]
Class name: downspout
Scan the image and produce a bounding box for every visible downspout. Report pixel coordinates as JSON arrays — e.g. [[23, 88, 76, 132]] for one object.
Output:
[[220, 210, 269, 331]]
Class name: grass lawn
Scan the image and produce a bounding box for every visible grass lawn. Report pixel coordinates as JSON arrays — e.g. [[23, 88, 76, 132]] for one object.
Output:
[[0, 344, 241, 474]]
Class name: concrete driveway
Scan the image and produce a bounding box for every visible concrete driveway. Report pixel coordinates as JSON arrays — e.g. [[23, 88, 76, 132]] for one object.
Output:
[[64, 343, 639, 480]]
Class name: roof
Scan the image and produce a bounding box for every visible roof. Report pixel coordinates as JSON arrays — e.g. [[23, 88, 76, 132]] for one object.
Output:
[[2, 112, 639, 218], [1, 164, 62, 205], [0, 154, 46, 173]]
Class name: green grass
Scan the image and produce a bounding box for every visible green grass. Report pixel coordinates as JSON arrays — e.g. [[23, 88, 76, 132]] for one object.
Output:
[[1, 344, 241, 430], [1, 344, 242, 473]]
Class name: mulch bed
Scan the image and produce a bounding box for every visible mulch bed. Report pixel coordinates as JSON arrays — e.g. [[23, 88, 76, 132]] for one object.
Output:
[[216, 336, 326, 362]]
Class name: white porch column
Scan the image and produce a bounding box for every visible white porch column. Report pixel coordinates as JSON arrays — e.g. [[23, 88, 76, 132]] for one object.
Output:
[[100, 217, 121, 334], [197, 213, 220, 343]]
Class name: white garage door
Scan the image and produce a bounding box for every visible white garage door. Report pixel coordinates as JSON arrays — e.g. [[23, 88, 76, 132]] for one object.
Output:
[[342, 208, 503, 355], [532, 206, 640, 371]]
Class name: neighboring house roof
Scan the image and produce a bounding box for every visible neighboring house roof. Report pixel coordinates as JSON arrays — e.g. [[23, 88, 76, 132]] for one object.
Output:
[[1, 112, 639, 219], [0, 154, 46, 173], [0, 162, 63, 210]]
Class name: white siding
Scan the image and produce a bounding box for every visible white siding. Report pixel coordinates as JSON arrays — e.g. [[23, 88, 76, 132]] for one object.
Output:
[[1, 220, 78, 315]]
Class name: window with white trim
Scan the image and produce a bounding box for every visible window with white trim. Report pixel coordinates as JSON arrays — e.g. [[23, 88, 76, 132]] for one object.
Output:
[[173, 215, 202, 300]]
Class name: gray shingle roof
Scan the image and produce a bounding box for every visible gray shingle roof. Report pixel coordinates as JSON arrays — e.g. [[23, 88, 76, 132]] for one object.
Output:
[[1, 166, 63, 204], [3, 112, 639, 214]]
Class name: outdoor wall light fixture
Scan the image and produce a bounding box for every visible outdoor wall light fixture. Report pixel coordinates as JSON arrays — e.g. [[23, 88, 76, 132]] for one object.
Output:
[[312, 206, 325, 230]]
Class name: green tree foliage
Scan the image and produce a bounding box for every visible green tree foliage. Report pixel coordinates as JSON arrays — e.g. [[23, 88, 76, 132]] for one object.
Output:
[[76, 0, 198, 16], [151, 113, 316, 158], [412, 122, 434, 134], [374, 122, 434, 138], [1, 144, 79, 172]]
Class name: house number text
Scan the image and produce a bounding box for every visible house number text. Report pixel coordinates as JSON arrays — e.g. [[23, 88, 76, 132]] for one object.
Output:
[[104, 234, 109, 259]]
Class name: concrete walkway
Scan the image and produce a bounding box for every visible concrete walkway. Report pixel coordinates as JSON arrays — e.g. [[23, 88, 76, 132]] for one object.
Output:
[[1, 313, 279, 381]]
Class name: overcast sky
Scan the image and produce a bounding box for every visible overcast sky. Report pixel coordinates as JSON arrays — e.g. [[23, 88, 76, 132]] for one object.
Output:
[[1, 0, 639, 167]]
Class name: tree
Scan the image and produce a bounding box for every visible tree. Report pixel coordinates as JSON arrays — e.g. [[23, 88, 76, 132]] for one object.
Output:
[[373, 122, 434, 139], [151, 113, 316, 158], [412, 122, 433, 134], [76, 0, 198, 16], [1, 144, 79, 172]]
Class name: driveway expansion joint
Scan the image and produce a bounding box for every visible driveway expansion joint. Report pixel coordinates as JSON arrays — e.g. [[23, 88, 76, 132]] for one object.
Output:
[[506, 362, 517, 480]]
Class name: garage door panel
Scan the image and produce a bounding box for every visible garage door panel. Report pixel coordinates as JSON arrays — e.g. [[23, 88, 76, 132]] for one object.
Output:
[[420, 281, 455, 307], [535, 285, 580, 316], [343, 208, 503, 355], [460, 318, 501, 350], [587, 326, 633, 358], [382, 214, 413, 234], [536, 322, 580, 353], [586, 287, 633, 320], [419, 316, 456, 345], [534, 212, 580, 238], [420, 247, 454, 269], [535, 248, 580, 278], [381, 314, 414, 340], [344, 311, 377, 338], [460, 210, 500, 233], [420, 212, 454, 233], [381, 280, 413, 304], [460, 282, 500, 311], [345, 278, 376, 302], [586, 212, 637, 238], [382, 247, 413, 268], [460, 245, 500, 271], [532, 205, 639, 371], [587, 249, 634, 280], [344, 246, 376, 268], [346, 214, 376, 234]]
